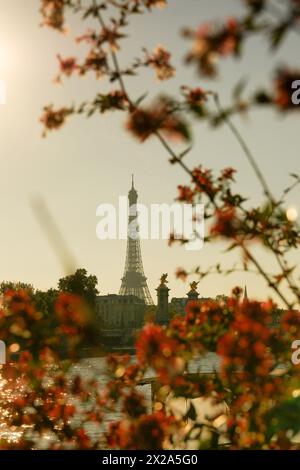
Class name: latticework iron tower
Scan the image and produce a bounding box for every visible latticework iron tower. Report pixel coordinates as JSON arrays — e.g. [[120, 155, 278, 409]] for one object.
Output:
[[119, 176, 154, 305]]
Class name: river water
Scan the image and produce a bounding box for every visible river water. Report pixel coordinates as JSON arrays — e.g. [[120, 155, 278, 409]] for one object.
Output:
[[69, 353, 222, 446], [1, 353, 292, 448], [70, 356, 152, 443]]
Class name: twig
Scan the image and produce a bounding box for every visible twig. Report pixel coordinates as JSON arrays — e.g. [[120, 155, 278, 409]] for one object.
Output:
[[241, 243, 292, 309], [92, 0, 134, 108], [213, 93, 276, 204]]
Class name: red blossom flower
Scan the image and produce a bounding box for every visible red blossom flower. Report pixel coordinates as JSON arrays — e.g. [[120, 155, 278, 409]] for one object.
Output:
[[145, 45, 175, 81], [40, 0, 65, 31], [274, 67, 300, 110], [40, 105, 73, 136], [136, 323, 169, 365], [126, 103, 189, 142], [175, 267, 188, 281], [136, 323, 184, 382], [183, 86, 208, 105], [80, 49, 108, 78], [55, 292, 89, 330], [57, 55, 78, 77], [99, 26, 126, 51], [211, 206, 239, 237], [192, 166, 218, 198], [217, 301, 274, 377], [184, 17, 242, 77], [177, 185, 195, 203], [3, 289, 36, 318], [122, 391, 147, 418], [220, 167, 236, 181], [95, 90, 128, 113], [76, 429, 91, 449], [185, 300, 201, 320], [107, 411, 174, 450], [126, 108, 160, 141], [281, 310, 300, 338], [76, 29, 97, 45]]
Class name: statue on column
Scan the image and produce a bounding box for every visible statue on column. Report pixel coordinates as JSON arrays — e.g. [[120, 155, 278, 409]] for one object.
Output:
[[159, 273, 168, 287], [189, 281, 199, 292]]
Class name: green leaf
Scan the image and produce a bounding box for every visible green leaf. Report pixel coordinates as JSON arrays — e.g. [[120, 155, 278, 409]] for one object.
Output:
[[265, 397, 300, 440], [179, 146, 192, 159], [135, 93, 148, 106], [184, 402, 197, 421], [176, 121, 192, 142], [232, 78, 247, 101], [225, 242, 238, 252], [270, 24, 288, 50]]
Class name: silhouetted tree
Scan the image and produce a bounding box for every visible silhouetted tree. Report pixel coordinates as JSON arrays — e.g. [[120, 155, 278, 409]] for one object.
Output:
[[0, 281, 34, 295], [58, 268, 99, 309]]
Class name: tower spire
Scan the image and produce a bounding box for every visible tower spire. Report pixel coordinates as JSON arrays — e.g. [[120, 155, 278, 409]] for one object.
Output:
[[119, 177, 154, 305], [132, 173, 134, 189]]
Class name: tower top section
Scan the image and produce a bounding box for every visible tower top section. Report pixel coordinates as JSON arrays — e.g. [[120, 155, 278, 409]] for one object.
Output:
[[128, 174, 138, 205]]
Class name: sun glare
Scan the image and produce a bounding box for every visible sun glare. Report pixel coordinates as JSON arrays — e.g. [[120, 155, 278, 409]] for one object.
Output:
[[286, 206, 298, 222]]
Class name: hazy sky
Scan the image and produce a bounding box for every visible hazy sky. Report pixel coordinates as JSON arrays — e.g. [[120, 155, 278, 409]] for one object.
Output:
[[0, 0, 299, 305]]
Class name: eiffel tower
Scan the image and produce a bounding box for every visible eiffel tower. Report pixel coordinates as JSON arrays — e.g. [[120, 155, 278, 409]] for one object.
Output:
[[119, 176, 154, 305]]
